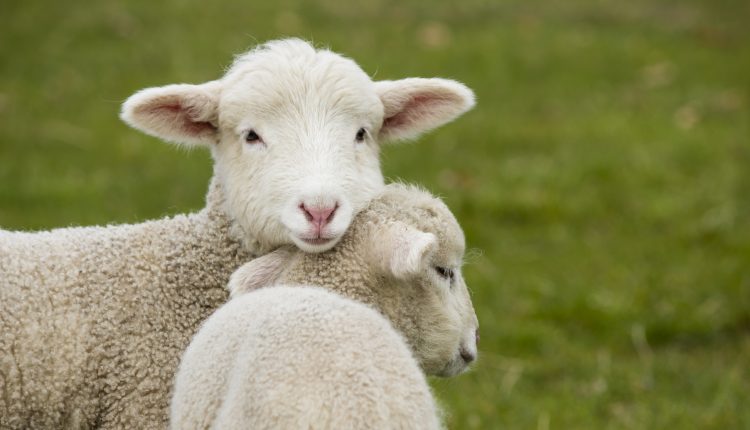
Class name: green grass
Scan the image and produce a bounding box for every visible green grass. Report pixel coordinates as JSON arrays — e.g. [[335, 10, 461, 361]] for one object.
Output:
[[2, 0, 749, 428]]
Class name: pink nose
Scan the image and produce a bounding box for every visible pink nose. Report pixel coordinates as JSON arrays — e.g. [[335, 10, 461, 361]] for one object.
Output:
[[300, 203, 338, 234]]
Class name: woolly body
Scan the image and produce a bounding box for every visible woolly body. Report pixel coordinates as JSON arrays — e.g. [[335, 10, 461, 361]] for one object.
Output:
[[171, 287, 442, 430], [0, 183, 251, 428]]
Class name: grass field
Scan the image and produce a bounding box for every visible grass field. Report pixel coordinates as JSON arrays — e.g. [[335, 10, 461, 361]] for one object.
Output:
[[2, 0, 749, 428]]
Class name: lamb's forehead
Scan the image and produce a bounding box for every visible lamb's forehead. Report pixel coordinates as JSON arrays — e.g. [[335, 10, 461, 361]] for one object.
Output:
[[368, 184, 465, 255], [218, 39, 382, 125]]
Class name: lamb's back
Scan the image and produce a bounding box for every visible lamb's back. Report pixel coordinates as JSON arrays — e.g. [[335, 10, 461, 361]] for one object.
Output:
[[0, 211, 250, 429]]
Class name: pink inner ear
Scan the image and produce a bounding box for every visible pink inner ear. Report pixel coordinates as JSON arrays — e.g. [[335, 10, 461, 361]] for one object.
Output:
[[384, 95, 427, 129], [384, 93, 454, 130], [183, 119, 216, 135], [383, 113, 406, 129], [148, 103, 216, 136]]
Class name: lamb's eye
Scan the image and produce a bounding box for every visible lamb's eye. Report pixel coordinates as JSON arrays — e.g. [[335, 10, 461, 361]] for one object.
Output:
[[245, 130, 262, 144], [434, 266, 454, 282], [355, 128, 367, 142]]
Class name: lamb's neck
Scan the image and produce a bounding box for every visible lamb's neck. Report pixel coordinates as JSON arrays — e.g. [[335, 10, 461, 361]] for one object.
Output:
[[203, 175, 278, 256], [282, 238, 378, 307], [152, 180, 256, 293], [173, 178, 258, 262], [202, 177, 256, 254]]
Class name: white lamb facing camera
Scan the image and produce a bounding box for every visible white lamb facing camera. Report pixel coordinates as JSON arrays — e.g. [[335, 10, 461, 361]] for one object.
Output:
[[0, 39, 475, 429]]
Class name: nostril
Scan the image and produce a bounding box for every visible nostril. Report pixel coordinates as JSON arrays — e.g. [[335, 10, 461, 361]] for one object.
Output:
[[459, 347, 476, 364], [299, 203, 314, 222], [325, 203, 339, 223]]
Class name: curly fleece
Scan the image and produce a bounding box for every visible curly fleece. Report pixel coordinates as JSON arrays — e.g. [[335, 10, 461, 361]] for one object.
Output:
[[0, 180, 253, 429]]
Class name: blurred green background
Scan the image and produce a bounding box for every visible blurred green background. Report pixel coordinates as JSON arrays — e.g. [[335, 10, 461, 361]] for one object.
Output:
[[2, 0, 749, 428]]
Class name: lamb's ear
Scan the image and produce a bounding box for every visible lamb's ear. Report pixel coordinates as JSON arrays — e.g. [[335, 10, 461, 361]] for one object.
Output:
[[227, 247, 295, 298], [375, 78, 475, 142], [120, 80, 221, 148], [370, 221, 438, 279]]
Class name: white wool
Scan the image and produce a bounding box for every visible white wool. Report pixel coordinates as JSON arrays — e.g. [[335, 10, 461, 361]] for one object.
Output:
[[171, 287, 443, 430], [1, 39, 474, 429]]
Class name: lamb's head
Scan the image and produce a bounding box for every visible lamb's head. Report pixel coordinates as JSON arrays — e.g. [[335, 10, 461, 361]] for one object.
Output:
[[228, 183, 479, 377], [120, 39, 475, 253], [357, 184, 479, 377]]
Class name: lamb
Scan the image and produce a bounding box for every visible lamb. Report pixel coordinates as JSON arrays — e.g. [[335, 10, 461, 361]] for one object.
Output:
[[0, 39, 475, 429], [225, 183, 480, 376], [170, 183, 479, 429], [171, 287, 445, 430]]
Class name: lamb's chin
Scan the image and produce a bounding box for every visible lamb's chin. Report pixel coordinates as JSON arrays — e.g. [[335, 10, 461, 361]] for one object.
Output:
[[289, 234, 341, 253], [436, 359, 470, 378]]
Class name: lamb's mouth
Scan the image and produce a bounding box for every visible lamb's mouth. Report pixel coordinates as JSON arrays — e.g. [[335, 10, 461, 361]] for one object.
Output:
[[301, 237, 335, 246], [291, 232, 342, 253]]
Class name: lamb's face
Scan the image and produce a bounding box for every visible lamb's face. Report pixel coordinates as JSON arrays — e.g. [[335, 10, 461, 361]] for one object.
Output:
[[414, 222, 478, 377], [362, 187, 479, 377], [120, 39, 475, 255], [213, 47, 385, 253]]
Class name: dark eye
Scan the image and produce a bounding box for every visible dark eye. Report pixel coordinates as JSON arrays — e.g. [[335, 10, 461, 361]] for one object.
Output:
[[245, 129, 262, 144], [355, 128, 367, 142], [434, 266, 455, 282]]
